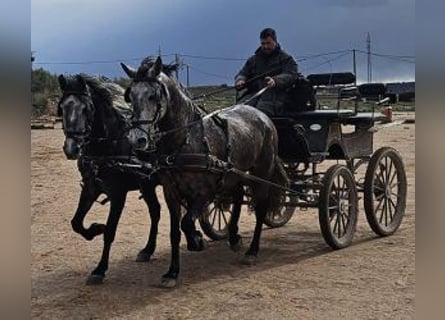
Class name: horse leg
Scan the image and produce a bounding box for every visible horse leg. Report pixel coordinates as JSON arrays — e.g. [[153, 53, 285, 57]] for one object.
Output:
[[181, 197, 209, 251], [228, 185, 244, 252], [71, 184, 105, 241], [86, 190, 127, 285], [241, 188, 269, 265], [136, 182, 161, 262], [160, 188, 182, 288]]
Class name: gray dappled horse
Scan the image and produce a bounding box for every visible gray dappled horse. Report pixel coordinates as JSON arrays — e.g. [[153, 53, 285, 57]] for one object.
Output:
[[121, 56, 288, 287], [58, 74, 162, 285]]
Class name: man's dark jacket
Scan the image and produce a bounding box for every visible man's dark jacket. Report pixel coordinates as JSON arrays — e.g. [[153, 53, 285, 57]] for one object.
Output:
[[235, 44, 298, 116]]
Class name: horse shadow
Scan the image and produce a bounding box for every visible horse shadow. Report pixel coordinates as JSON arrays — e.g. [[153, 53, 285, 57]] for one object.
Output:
[[32, 226, 380, 319]]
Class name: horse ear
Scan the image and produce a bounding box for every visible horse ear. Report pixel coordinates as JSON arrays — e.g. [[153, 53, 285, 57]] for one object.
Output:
[[58, 74, 67, 91], [75, 74, 87, 90], [124, 87, 131, 103], [120, 63, 137, 79], [153, 56, 162, 76]]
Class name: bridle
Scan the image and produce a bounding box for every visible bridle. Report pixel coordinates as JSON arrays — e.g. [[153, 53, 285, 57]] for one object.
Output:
[[128, 75, 270, 150], [127, 76, 170, 143], [59, 90, 96, 149]]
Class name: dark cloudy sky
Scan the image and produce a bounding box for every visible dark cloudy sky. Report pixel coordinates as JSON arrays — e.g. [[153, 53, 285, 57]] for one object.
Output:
[[31, 0, 415, 85]]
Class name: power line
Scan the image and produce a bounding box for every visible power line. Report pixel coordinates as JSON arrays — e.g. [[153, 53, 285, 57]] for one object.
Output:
[[34, 53, 176, 65], [355, 49, 415, 63], [300, 51, 351, 73], [33, 49, 414, 66], [186, 64, 232, 80], [298, 49, 352, 61], [179, 54, 246, 61]]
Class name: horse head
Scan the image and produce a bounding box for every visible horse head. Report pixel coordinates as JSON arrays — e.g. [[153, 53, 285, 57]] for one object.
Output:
[[121, 56, 172, 151], [58, 74, 95, 159]]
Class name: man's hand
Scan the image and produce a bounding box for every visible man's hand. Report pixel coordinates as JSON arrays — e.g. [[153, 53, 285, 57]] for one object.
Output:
[[235, 79, 246, 90], [265, 76, 276, 88]]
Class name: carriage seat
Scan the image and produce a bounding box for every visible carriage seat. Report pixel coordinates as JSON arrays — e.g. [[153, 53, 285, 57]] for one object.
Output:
[[289, 109, 355, 120], [271, 117, 315, 162]]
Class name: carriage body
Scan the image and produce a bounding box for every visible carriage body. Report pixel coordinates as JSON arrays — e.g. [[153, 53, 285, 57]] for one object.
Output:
[[272, 111, 381, 163], [201, 72, 407, 250]]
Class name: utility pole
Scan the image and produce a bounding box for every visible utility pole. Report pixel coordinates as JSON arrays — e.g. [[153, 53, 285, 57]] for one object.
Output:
[[352, 49, 357, 87], [186, 64, 190, 88], [158, 45, 162, 57], [366, 32, 372, 83], [175, 53, 180, 79]]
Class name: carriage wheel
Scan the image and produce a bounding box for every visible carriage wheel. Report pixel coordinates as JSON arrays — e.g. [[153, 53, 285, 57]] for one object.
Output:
[[199, 201, 231, 240], [364, 147, 407, 236], [319, 164, 358, 249], [264, 194, 297, 228]]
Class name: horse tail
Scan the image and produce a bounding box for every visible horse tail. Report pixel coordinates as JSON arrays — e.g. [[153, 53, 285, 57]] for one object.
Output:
[[268, 156, 290, 213]]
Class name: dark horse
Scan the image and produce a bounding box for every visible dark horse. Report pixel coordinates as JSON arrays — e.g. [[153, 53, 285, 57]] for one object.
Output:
[[57, 74, 161, 285], [121, 56, 288, 287]]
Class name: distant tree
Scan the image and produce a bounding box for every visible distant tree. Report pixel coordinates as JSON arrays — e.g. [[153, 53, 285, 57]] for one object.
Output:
[[31, 68, 61, 115]]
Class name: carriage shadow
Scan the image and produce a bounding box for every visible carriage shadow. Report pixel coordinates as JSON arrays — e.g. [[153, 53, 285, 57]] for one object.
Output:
[[32, 227, 381, 319]]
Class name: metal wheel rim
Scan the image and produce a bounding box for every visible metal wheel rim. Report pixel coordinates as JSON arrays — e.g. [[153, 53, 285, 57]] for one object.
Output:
[[370, 154, 404, 230], [328, 172, 355, 239]]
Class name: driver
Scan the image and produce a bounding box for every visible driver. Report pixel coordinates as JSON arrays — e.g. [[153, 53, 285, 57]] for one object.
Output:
[[235, 28, 298, 116]]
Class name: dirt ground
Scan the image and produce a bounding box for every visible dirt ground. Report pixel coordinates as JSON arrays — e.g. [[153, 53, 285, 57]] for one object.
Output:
[[31, 114, 415, 319]]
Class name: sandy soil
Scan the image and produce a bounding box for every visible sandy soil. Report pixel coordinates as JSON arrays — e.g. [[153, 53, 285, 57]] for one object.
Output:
[[31, 115, 415, 319]]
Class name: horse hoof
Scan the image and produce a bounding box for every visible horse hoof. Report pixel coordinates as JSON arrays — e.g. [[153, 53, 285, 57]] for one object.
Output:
[[84, 223, 106, 240], [229, 237, 243, 252], [240, 255, 257, 266], [200, 238, 208, 250], [187, 237, 208, 252], [86, 274, 105, 285], [136, 251, 151, 262], [160, 276, 177, 288], [90, 223, 106, 234]]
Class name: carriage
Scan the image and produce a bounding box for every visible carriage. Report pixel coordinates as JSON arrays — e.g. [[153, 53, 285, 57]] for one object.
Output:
[[199, 72, 407, 250], [58, 61, 407, 286]]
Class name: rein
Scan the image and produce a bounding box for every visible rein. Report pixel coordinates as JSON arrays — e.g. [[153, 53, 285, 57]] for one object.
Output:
[[190, 65, 284, 101], [131, 87, 269, 143]]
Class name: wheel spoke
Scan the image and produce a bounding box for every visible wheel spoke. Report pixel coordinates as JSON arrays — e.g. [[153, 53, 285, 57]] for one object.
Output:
[[221, 210, 229, 226], [375, 193, 385, 201], [378, 196, 386, 224], [389, 167, 397, 187], [384, 156, 390, 183], [211, 209, 217, 227], [337, 213, 342, 237], [388, 197, 394, 222], [332, 213, 339, 234], [378, 163, 386, 185], [389, 197, 397, 220], [375, 171, 385, 190], [329, 193, 338, 206], [329, 210, 336, 222], [209, 205, 217, 214], [340, 212, 347, 236], [218, 209, 222, 231], [374, 191, 385, 212], [334, 214, 340, 237], [374, 184, 385, 192], [387, 157, 394, 185], [334, 180, 340, 198]]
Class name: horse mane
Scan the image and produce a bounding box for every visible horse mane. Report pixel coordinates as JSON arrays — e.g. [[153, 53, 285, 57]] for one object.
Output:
[[80, 74, 132, 114], [139, 56, 180, 78], [138, 56, 208, 117]]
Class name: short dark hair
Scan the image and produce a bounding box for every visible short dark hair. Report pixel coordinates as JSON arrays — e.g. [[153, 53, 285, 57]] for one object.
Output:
[[260, 28, 277, 41]]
